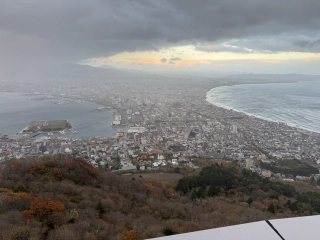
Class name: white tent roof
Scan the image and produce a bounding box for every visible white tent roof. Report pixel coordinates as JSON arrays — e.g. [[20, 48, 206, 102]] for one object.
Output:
[[150, 215, 320, 240]]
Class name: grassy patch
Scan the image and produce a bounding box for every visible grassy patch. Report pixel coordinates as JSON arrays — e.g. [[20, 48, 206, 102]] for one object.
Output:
[[40, 120, 71, 132]]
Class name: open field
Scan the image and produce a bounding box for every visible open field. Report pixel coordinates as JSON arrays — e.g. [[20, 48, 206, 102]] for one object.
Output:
[[20, 120, 72, 133], [261, 159, 319, 176], [40, 120, 71, 132]]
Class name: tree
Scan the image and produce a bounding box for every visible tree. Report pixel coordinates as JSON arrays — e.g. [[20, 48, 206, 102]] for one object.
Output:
[[176, 178, 189, 194], [197, 186, 206, 199], [23, 197, 65, 220], [207, 185, 220, 197], [267, 204, 275, 214], [14, 184, 27, 193], [191, 189, 198, 200], [247, 197, 253, 206], [96, 201, 106, 218], [121, 230, 139, 240], [163, 228, 177, 236]]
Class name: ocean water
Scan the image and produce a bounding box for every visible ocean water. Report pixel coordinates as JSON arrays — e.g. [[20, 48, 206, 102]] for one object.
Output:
[[0, 92, 120, 139], [206, 81, 320, 133]]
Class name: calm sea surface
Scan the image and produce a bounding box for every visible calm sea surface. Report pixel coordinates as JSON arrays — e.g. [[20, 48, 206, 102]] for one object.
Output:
[[206, 81, 320, 133], [0, 92, 120, 139]]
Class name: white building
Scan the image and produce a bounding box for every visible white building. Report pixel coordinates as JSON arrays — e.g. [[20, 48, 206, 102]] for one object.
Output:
[[231, 125, 238, 134]]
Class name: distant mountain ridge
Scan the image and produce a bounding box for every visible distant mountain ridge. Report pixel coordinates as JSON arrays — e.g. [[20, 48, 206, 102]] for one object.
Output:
[[0, 63, 139, 79], [1, 63, 319, 87]]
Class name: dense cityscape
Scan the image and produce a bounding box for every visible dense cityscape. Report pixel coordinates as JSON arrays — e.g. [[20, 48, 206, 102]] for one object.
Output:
[[1, 73, 320, 184]]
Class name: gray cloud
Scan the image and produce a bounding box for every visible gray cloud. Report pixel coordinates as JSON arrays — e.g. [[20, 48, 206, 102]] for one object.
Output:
[[195, 44, 252, 53], [1, 0, 320, 71], [169, 57, 181, 64], [207, 34, 320, 54], [160, 58, 167, 63], [293, 39, 320, 49]]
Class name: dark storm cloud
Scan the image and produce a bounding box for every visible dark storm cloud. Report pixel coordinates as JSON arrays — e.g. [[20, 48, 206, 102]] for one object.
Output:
[[1, 0, 320, 68]]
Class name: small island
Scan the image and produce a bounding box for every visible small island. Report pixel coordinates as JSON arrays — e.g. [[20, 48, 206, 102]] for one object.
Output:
[[20, 120, 72, 134]]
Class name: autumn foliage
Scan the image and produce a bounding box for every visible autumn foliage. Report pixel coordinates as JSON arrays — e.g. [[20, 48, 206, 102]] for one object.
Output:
[[0, 155, 316, 240], [24, 197, 65, 219], [6, 192, 37, 202], [66, 160, 73, 169], [30, 161, 46, 174], [54, 167, 64, 180], [111, 195, 120, 203], [6, 192, 65, 220], [143, 179, 177, 199], [121, 230, 139, 240]]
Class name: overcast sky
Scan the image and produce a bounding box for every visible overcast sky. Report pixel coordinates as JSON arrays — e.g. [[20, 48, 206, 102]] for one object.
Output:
[[1, 0, 320, 74]]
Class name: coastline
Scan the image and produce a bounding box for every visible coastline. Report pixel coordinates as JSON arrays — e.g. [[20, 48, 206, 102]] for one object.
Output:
[[1, 76, 320, 167], [205, 80, 320, 135], [1, 77, 320, 139], [0, 92, 119, 139]]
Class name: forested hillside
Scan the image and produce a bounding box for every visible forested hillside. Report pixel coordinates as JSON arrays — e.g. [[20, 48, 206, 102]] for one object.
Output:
[[0, 155, 319, 240], [177, 163, 320, 214]]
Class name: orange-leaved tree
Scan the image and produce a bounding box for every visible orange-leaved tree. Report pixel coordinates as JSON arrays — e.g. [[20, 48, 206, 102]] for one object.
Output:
[[23, 197, 65, 219], [53, 167, 64, 180], [121, 230, 139, 240]]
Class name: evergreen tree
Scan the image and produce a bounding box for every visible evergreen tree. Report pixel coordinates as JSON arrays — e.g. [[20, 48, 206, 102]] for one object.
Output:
[[267, 204, 275, 214], [198, 186, 206, 199], [207, 185, 220, 197], [191, 189, 198, 200], [247, 197, 253, 206], [96, 201, 106, 218]]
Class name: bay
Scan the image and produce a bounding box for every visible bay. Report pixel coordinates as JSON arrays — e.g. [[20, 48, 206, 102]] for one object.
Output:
[[206, 81, 320, 133], [0, 92, 119, 139]]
